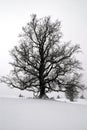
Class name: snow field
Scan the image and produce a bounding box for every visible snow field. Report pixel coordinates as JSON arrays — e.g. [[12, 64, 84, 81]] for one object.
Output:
[[0, 97, 87, 130]]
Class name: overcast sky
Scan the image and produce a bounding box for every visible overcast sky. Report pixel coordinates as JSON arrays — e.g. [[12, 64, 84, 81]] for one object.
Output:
[[0, 0, 87, 96]]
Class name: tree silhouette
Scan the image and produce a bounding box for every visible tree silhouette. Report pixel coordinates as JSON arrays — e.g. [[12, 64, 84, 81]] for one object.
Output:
[[0, 14, 84, 100]]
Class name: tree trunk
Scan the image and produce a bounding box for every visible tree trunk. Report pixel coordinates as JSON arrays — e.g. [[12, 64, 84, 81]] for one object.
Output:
[[39, 85, 45, 98], [39, 42, 46, 98]]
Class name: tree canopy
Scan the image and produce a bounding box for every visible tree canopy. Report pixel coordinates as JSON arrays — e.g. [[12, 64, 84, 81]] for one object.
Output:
[[0, 14, 84, 100]]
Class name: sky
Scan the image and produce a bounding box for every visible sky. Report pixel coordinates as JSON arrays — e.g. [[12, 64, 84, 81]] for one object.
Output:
[[0, 0, 87, 96]]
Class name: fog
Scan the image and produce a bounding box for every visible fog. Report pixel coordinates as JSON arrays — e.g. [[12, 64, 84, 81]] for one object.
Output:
[[0, 0, 87, 96]]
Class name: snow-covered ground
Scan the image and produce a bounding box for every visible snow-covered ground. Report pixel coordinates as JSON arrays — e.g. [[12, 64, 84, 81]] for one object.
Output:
[[0, 97, 87, 130]]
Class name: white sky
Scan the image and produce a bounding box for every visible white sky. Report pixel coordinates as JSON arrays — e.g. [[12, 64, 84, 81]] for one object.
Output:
[[0, 0, 87, 96]]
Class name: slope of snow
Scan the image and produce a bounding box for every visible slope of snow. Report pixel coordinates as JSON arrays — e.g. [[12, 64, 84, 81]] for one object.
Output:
[[0, 97, 87, 130]]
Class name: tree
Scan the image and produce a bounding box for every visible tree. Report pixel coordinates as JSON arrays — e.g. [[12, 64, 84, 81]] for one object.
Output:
[[65, 73, 84, 101], [0, 14, 84, 100]]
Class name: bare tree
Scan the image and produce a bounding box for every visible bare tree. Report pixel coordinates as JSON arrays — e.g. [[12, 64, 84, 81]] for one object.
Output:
[[0, 14, 84, 99], [65, 73, 84, 101]]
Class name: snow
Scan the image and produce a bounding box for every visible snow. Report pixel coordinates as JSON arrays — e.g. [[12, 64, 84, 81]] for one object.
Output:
[[0, 97, 87, 130]]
